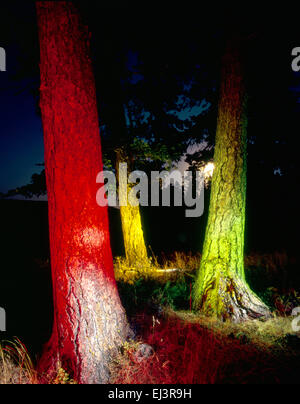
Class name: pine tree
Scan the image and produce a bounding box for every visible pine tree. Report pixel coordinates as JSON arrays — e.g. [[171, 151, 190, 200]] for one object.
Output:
[[193, 39, 270, 322], [36, 1, 129, 383]]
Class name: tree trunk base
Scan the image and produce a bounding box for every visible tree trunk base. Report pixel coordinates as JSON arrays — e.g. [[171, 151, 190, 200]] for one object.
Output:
[[194, 275, 271, 323], [37, 272, 132, 384]]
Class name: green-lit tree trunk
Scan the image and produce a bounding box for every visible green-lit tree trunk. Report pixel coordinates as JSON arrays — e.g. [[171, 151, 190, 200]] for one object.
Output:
[[115, 147, 150, 271], [193, 40, 270, 322]]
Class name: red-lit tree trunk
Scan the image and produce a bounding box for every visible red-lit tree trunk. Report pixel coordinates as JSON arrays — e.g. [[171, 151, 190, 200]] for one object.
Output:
[[36, 2, 129, 384]]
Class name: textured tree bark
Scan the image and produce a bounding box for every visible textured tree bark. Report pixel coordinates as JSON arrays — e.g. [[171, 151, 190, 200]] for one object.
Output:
[[115, 147, 150, 271], [193, 39, 270, 322], [36, 2, 129, 383]]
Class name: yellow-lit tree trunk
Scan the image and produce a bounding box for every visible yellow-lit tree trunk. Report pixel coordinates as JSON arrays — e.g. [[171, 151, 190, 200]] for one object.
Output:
[[193, 39, 270, 322], [115, 147, 150, 271]]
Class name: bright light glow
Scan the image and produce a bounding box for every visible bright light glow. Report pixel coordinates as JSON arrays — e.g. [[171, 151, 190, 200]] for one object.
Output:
[[203, 162, 215, 179]]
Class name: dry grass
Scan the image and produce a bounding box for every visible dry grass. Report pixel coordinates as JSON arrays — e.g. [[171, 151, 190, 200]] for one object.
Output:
[[160, 251, 201, 272], [110, 311, 300, 384], [1, 251, 298, 384], [114, 256, 157, 284], [110, 316, 221, 384], [111, 250, 299, 384], [0, 339, 78, 384], [245, 251, 290, 272], [173, 310, 300, 352], [114, 250, 293, 284], [114, 251, 200, 284], [0, 339, 37, 384]]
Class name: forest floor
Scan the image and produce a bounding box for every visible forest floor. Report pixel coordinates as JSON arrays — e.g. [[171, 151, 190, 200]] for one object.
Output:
[[111, 251, 300, 384], [109, 310, 300, 384], [1, 251, 300, 384]]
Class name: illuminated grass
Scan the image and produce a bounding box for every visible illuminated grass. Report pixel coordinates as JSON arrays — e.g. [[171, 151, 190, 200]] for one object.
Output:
[[114, 251, 200, 284], [1, 251, 298, 384], [110, 311, 300, 384], [113, 251, 300, 384], [172, 310, 300, 352], [0, 338, 37, 384]]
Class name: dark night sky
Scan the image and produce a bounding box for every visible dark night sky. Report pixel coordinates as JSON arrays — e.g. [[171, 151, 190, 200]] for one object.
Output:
[[0, 2, 44, 194], [0, 66, 44, 193], [0, 2, 133, 194]]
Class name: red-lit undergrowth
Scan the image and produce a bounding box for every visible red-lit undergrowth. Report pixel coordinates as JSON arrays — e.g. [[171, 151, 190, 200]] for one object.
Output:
[[110, 315, 226, 384], [144, 317, 222, 384], [110, 313, 300, 384], [110, 315, 220, 384]]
